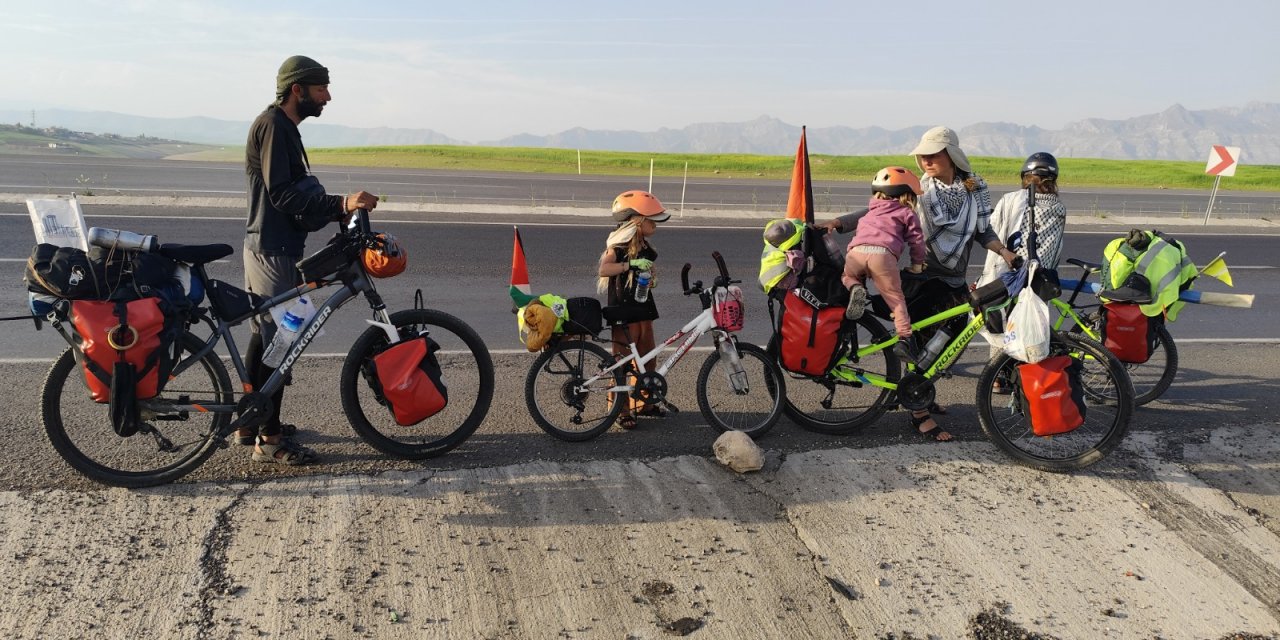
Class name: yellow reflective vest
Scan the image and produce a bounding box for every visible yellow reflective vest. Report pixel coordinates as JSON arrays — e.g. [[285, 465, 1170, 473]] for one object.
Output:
[[759, 219, 804, 293], [1102, 231, 1197, 320]]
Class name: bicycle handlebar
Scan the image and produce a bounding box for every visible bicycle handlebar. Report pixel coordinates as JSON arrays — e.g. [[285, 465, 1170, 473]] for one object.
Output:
[[712, 251, 729, 280]]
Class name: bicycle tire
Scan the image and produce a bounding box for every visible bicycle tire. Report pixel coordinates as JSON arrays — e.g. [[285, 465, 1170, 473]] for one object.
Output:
[[525, 339, 625, 442], [976, 332, 1134, 472], [42, 332, 233, 488], [1072, 319, 1177, 406], [340, 309, 494, 459], [768, 314, 901, 435], [696, 341, 785, 439]]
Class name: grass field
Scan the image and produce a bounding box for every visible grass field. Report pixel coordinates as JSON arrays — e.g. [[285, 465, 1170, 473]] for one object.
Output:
[[178, 144, 1278, 192]]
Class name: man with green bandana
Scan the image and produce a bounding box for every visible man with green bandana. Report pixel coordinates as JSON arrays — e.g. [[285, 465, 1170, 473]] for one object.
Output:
[[240, 54, 381, 465]]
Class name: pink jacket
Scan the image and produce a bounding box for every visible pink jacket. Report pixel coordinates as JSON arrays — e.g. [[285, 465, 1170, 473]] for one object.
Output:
[[848, 198, 927, 265]]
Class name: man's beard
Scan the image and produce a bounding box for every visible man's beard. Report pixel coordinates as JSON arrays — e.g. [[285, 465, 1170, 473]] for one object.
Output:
[[298, 93, 324, 119]]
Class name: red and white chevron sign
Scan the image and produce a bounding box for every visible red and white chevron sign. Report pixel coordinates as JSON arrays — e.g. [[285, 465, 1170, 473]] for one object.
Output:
[[1204, 145, 1241, 177]]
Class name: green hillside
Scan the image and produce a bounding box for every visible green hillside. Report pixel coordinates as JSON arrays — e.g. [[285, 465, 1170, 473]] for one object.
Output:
[[0, 124, 211, 159]]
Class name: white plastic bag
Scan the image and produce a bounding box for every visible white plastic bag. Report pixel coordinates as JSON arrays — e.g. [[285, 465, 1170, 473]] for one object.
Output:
[[1001, 262, 1051, 363]]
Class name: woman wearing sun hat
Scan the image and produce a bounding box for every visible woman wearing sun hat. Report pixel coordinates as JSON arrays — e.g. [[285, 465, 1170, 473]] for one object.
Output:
[[901, 127, 1019, 441]]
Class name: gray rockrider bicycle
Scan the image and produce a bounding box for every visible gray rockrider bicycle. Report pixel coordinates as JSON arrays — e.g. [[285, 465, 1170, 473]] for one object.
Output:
[[39, 210, 494, 488]]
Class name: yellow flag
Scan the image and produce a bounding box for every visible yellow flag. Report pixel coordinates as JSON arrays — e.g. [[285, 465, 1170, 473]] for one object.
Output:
[[1199, 253, 1233, 287]]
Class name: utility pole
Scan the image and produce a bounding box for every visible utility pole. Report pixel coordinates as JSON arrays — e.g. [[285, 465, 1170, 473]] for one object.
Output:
[[30, 110, 36, 128]]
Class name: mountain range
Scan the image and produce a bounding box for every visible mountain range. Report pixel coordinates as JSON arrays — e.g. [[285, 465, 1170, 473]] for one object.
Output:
[[4, 102, 1279, 163]]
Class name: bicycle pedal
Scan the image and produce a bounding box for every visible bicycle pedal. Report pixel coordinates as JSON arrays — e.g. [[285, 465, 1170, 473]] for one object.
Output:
[[663, 401, 680, 415]]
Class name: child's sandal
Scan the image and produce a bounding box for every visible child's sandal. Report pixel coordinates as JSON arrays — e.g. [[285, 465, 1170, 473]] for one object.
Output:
[[618, 414, 638, 430], [909, 411, 953, 442]]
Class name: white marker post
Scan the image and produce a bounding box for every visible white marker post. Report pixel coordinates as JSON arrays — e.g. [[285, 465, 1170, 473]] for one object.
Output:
[[648, 158, 654, 193], [680, 161, 688, 218], [577, 149, 582, 175], [1202, 145, 1241, 225]]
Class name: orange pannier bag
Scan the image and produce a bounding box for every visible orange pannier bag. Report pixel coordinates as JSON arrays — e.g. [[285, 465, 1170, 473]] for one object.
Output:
[[367, 336, 449, 426]]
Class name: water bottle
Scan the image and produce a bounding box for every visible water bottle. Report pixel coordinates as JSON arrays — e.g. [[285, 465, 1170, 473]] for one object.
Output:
[[917, 329, 953, 369], [717, 337, 750, 394], [633, 271, 652, 303], [261, 298, 311, 369], [88, 227, 158, 253]]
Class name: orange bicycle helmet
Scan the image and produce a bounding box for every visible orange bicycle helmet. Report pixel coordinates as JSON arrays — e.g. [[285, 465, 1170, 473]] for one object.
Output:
[[871, 166, 923, 198], [363, 233, 408, 278], [610, 190, 670, 223]]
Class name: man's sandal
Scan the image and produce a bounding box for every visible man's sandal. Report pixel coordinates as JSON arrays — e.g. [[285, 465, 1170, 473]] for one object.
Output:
[[252, 437, 319, 465], [236, 423, 299, 446], [909, 411, 953, 442]]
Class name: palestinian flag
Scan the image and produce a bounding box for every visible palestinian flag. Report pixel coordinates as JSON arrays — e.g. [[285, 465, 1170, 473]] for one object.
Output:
[[509, 226, 536, 310], [786, 125, 814, 224]]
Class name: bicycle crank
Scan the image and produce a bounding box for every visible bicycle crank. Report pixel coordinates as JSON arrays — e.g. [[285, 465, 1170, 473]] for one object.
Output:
[[635, 372, 668, 404], [896, 372, 936, 412]]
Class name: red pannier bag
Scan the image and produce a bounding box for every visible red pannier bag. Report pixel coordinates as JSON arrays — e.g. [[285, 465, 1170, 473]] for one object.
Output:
[[70, 297, 169, 403], [368, 336, 449, 426], [778, 291, 843, 375], [1100, 302, 1158, 364], [1017, 355, 1087, 436]]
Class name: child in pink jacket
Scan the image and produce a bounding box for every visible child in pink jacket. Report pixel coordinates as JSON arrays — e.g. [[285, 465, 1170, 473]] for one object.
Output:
[[842, 167, 928, 359]]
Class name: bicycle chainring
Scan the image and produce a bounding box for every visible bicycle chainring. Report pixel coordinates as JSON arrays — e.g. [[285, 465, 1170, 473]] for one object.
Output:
[[235, 392, 274, 430], [635, 372, 668, 403], [896, 372, 935, 411]]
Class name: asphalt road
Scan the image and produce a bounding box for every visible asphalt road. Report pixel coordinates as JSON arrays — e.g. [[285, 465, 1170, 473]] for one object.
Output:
[[2, 205, 1277, 359], [3, 152, 1278, 218]]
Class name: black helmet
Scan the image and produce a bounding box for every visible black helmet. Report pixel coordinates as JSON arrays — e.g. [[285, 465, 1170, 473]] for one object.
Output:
[[1021, 152, 1059, 179]]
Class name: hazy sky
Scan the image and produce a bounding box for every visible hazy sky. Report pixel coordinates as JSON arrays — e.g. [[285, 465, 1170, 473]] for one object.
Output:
[[4, 0, 1278, 141]]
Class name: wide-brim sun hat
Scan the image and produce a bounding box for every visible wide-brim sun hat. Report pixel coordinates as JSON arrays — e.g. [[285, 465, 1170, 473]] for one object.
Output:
[[910, 126, 972, 174]]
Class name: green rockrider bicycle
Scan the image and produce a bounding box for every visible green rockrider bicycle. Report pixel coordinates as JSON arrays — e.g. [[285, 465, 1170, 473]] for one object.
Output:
[[770, 276, 1137, 472]]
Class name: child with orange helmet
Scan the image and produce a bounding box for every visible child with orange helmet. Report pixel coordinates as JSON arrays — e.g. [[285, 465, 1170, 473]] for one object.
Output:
[[598, 190, 670, 430], [842, 167, 928, 362]]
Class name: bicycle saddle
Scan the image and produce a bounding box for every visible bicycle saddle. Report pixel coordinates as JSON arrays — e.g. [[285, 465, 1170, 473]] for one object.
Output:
[[158, 243, 234, 265], [1066, 258, 1102, 273]]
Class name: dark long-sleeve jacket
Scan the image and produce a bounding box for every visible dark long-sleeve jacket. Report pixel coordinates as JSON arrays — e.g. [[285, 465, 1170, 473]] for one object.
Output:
[[244, 105, 344, 257]]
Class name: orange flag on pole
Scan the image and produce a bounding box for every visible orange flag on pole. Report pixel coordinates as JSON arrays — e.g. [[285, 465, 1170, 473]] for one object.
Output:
[[786, 126, 814, 224]]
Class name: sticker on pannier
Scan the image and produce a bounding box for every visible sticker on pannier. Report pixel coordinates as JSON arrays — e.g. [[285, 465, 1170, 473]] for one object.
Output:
[[367, 336, 449, 426]]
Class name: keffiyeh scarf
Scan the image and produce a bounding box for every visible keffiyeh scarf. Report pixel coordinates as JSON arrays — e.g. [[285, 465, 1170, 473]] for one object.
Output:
[[918, 175, 993, 271]]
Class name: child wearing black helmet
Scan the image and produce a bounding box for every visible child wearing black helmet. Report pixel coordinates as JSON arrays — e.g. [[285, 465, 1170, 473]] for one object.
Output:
[[978, 152, 1068, 387]]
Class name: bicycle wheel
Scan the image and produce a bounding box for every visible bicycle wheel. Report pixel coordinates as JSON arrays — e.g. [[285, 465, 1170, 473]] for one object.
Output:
[[42, 332, 234, 488], [340, 309, 494, 459], [1071, 314, 1177, 406], [977, 332, 1133, 472], [696, 341, 785, 439], [768, 315, 901, 435], [525, 339, 625, 442]]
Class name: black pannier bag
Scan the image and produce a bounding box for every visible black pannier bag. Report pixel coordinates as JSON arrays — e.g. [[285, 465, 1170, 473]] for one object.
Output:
[[564, 297, 603, 335]]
